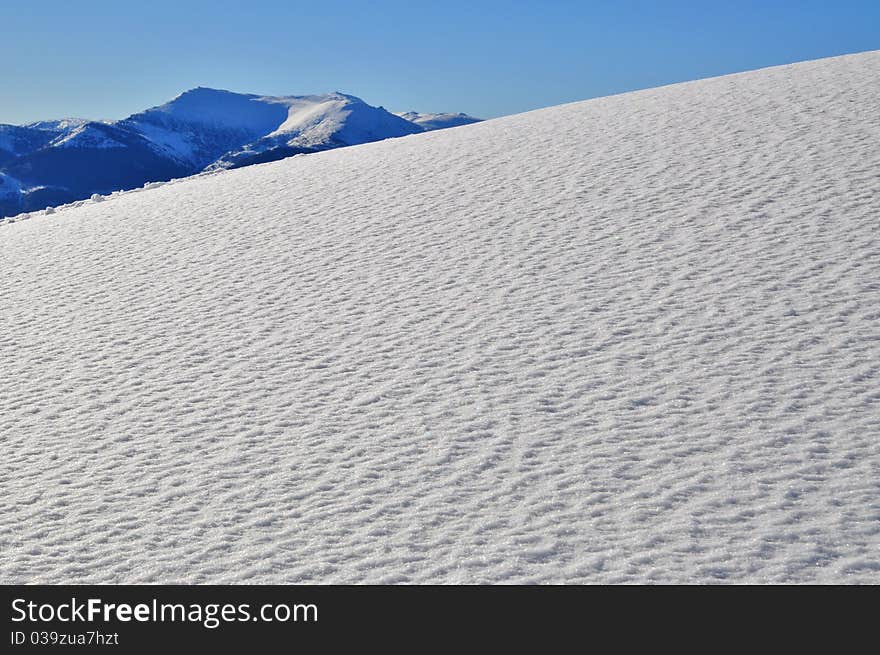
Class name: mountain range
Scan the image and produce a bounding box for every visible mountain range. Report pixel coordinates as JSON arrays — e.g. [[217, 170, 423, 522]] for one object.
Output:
[[0, 89, 480, 217]]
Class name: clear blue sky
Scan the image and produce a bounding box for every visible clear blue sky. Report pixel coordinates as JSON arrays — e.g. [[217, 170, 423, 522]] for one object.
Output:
[[2, 0, 878, 124]]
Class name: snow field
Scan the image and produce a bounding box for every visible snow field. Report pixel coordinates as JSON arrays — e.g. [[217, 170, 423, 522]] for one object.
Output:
[[1, 52, 879, 583]]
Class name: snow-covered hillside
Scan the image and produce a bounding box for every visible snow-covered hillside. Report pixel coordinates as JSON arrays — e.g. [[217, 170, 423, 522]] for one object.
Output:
[[2, 52, 879, 583], [0, 121, 86, 164]]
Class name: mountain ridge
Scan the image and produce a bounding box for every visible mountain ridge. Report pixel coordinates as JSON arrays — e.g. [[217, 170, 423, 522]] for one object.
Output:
[[0, 88, 481, 218]]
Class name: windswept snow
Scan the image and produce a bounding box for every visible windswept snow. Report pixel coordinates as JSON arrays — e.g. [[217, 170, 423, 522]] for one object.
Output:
[[1, 52, 879, 583]]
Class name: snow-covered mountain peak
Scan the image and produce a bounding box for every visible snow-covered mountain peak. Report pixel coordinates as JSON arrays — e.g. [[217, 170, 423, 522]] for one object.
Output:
[[203, 91, 424, 169], [0, 87, 478, 216], [258, 92, 420, 146], [395, 110, 482, 131], [132, 87, 287, 133]]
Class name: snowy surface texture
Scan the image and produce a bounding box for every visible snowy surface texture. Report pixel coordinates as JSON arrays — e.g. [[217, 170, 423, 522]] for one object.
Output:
[[1, 52, 879, 583]]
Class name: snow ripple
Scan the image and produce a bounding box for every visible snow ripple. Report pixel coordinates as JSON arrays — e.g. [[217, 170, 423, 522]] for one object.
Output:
[[1, 52, 879, 583]]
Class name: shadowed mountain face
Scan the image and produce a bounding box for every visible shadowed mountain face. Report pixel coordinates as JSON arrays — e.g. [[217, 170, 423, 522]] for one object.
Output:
[[0, 89, 481, 218]]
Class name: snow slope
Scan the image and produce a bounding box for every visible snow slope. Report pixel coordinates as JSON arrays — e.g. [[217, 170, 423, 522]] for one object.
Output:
[[1, 51, 879, 584], [0, 120, 87, 157]]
